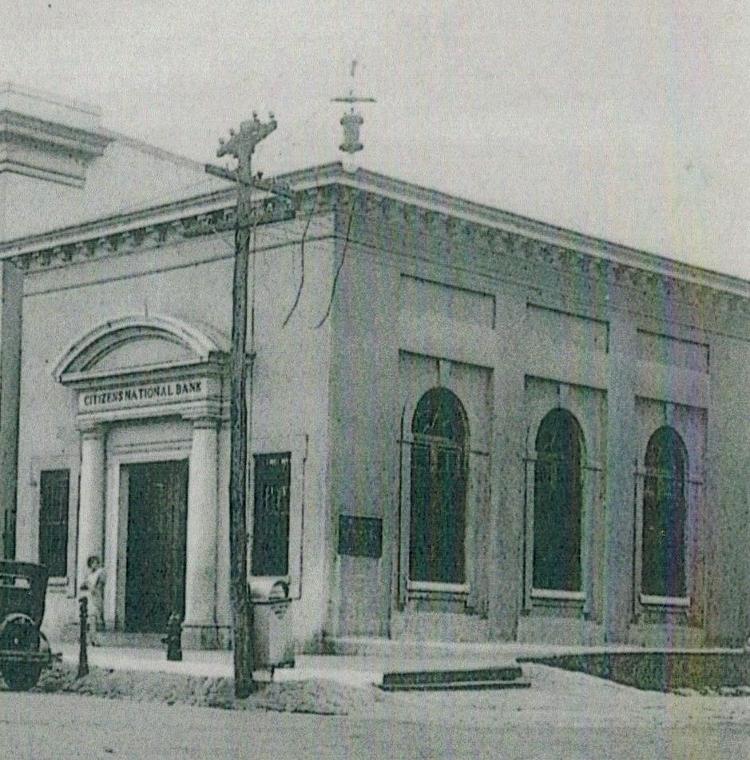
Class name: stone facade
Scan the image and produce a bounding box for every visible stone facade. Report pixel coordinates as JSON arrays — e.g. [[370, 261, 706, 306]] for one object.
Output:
[[1, 88, 749, 650], [323, 181, 750, 647]]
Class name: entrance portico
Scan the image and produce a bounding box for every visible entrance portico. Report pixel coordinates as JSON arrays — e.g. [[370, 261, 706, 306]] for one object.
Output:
[[54, 315, 229, 647]]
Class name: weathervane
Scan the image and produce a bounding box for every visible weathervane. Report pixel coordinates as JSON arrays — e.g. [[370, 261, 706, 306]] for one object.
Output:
[[331, 60, 376, 154]]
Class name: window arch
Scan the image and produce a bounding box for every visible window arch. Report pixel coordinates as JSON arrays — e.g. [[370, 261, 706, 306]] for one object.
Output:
[[409, 388, 468, 584], [641, 427, 687, 598], [533, 409, 584, 592]]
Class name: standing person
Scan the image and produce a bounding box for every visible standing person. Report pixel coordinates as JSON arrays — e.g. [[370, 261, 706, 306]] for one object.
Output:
[[80, 555, 106, 645]]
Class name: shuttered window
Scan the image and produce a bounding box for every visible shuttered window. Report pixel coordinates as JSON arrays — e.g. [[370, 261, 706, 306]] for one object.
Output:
[[251, 453, 291, 576], [39, 469, 70, 577]]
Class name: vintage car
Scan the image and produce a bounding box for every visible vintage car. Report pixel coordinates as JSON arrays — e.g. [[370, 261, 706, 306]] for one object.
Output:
[[0, 560, 58, 690]]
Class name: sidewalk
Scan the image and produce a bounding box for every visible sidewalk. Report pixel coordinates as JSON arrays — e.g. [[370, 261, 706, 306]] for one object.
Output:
[[58, 644, 383, 687], [55, 638, 648, 689]]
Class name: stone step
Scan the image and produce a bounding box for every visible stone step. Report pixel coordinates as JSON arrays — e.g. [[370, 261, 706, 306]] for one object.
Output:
[[381, 664, 528, 692], [380, 677, 531, 692]]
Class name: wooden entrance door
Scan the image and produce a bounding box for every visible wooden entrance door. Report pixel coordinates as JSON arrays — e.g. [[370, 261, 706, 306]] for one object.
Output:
[[124, 460, 188, 633]]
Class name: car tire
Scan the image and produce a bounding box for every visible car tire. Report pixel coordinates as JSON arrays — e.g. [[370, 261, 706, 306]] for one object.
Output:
[[1, 662, 43, 691]]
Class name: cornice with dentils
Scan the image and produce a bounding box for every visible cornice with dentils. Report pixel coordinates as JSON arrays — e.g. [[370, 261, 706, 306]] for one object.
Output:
[[1, 162, 748, 312]]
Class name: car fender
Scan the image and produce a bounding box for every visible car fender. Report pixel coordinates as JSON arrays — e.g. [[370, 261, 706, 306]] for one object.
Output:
[[38, 631, 51, 654]]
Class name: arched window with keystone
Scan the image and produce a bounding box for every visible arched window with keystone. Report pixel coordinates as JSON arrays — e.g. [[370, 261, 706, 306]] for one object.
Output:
[[641, 426, 688, 599], [409, 387, 468, 585], [533, 409, 585, 593]]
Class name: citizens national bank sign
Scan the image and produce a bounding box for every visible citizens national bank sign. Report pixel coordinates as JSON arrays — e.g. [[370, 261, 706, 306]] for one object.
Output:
[[74, 373, 222, 422], [82, 379, 204, 410]]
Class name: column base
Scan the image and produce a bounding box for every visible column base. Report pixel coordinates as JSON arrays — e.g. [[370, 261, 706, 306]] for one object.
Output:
[[181, 624, 232, 650]]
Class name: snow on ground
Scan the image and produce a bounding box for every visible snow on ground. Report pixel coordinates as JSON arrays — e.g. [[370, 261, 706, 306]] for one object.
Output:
[[35, 662, 384, 715], [366, 664, 750, 731], [17, 660, 750, 731]]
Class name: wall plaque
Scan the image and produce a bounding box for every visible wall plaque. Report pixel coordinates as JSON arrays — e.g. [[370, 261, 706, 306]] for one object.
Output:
[[338, 515, 382, 559]]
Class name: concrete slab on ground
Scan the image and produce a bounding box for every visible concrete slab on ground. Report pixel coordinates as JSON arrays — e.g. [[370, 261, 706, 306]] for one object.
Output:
[[56, 638, 743, 691], [58, 644, 382, 687], [57, 643, 529, 689]]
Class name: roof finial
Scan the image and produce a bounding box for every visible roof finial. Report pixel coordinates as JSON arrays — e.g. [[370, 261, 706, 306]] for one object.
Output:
[[331, 59, 376, 155]]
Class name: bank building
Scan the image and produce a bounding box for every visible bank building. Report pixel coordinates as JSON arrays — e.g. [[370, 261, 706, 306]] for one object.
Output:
[[1, 83, 749, 652]]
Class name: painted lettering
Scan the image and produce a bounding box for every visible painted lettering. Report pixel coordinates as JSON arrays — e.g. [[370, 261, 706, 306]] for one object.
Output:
[[81, 379, 205, 410]]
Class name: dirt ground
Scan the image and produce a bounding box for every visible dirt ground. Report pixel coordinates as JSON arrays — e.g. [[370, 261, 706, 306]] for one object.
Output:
[[3, 663, 749, 759], [26, 658, 750, 732], [33, 659, 750, 719]]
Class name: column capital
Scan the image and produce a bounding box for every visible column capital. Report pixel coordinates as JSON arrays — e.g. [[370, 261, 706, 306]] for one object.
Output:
[[78, 422, 106, 439], [187, 415, 220, 430]]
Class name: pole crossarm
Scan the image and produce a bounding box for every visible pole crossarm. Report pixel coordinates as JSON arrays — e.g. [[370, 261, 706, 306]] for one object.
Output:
[[252, 174, 295, 200], [217, 112, 277, 164], [205, 163, 296, 201], [204, 163, 237, 183]]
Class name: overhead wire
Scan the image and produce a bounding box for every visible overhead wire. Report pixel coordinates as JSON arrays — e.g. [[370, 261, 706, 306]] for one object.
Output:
[[282, 193, 320, 327], [316, 195, 357, 329]]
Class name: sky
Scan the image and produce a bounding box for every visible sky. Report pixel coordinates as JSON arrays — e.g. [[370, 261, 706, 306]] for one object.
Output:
[[2, 0, 749, 279]]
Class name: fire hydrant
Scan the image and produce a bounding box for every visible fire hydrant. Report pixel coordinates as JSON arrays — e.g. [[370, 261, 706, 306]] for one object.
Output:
[[163, 612, 182, 661]]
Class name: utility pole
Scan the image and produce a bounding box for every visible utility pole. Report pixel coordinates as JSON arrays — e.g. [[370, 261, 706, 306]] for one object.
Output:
[[207, 113, 293, 697]]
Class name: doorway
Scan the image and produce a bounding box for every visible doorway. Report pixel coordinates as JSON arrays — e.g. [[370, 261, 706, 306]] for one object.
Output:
[[124, 460, 188, 633]]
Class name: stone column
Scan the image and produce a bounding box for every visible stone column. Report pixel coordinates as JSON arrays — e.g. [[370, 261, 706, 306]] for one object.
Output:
[[183, 416, 219, 648], [77, 426, 106, 587]]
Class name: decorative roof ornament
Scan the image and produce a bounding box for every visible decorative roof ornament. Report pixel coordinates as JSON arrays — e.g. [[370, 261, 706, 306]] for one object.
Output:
[[331, 60, 376, 155]]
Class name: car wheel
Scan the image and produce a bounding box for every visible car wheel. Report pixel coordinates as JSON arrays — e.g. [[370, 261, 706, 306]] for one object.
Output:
[[0, 615, 43, 691], [1, 662, 43, 691]]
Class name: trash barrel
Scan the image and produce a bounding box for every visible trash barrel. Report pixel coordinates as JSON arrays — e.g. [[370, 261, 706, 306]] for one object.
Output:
[[249, 578, 295, 671]]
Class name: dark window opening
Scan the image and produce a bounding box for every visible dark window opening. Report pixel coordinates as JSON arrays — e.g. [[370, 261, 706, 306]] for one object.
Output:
[[39, 469, 70, 577], [533, 409, 583, 592], [252, 453, 291, 576], [409, 388, 468, 584], [642, 427, 687, 598]]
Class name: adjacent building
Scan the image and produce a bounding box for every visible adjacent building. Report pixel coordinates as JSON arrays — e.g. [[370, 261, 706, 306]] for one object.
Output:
[[2, 85, 749, 650]]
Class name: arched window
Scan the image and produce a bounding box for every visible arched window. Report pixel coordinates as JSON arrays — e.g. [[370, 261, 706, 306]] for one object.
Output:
[[409, 388, 468, 584], [533, 409, 584, 592], [641, 427, 687, 598]]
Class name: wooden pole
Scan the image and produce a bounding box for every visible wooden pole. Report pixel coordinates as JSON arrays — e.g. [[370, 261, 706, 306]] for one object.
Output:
[[216, 113, 277, 698], [228, 216, 253, 697]]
